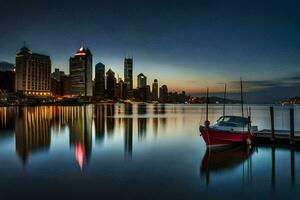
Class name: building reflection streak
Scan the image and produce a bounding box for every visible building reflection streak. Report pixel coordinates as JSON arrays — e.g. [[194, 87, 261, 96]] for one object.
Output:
[[15, 107, 51, 165], [106, 104, 115, 136], [159, 104, 166, 130], [95, 104, 105, 143], [124, 117, 133, 159], [69, 106, 92, 170], [152, 104, 159, 136], [124, 103, 133, 158], [137, 103, 147, 141]]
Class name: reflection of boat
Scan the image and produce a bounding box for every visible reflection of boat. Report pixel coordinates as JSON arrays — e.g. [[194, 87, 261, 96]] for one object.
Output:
[[201, 145, 253, 173], [200, 145, 253, 185]]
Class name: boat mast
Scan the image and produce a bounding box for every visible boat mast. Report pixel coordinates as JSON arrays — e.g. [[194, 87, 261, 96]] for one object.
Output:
[[223, 83, 227, 116], [206, 88, 209, 122], [240, 78, 244, 117]]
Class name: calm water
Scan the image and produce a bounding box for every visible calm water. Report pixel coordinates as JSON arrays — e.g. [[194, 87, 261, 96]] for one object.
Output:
[[0, 104, 299, 200]]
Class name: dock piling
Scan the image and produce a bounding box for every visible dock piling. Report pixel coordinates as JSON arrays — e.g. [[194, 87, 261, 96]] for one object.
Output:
[[270, 107, 275, 141], [290, 108, 295, 145]]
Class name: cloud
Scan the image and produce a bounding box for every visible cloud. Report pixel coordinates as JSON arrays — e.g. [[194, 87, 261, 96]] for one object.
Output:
[[229, 74, 300, 92]]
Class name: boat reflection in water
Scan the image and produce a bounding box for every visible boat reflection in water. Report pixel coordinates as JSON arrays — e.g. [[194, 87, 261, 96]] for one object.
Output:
[[200, 145, 253, 186]]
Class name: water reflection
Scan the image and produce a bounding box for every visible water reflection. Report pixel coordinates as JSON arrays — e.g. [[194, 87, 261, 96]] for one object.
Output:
[[0, 104, 173, 168], [200, 146, 253, 186], [15, 107, 51, 164], [0, 104, 299, 199]]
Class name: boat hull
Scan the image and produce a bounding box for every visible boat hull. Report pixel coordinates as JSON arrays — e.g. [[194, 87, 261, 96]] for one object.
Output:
[[200, 126, 253, 148]]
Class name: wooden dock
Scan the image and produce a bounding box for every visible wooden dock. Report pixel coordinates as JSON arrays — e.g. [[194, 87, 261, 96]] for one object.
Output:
[[254, 130, 300, 145], [253, 106, 299, 147]]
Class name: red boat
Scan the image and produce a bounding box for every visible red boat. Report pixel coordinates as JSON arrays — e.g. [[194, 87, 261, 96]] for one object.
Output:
[[200, 116, 254, 148], [200, 80, 254, 148]]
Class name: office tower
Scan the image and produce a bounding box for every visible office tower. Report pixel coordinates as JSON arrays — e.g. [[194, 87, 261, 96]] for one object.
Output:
[[115, 78, 128, 99], [15, 46, 51, 97], [159, 85, 168, 102], [106, 69, 116, 99], [69, 46, 93, 97], [50, 77, 61, 96], [61, 75, 71, 96], [152, 79, 158, 101], [95, 62, 105, 98], [52, 68, 65, 81], [124, 57, 133, 91], [137, 73, 147, 88]]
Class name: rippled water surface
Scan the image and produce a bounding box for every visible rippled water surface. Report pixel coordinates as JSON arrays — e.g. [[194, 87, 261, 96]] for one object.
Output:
[[0, 104, 299, 199]]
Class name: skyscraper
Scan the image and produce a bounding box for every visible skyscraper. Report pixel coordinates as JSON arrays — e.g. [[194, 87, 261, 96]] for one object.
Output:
[[152, 79, 158, 101], [159, 85, 168, 102], [69, 46, 93, 97], [15, 46, 51, 97], [124, 57, 133, 91], [95, 62, 105, 98], [137, 73, 147, 88], [106, 69, 116, 99], [52, 68, 65, 81]]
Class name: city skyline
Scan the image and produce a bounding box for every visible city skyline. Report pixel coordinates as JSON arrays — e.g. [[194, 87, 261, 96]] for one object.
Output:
[[1, 0, 300, 102]]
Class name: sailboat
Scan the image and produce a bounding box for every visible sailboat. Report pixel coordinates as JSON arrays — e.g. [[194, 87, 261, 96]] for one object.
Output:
[[199, 79, 254, 148]]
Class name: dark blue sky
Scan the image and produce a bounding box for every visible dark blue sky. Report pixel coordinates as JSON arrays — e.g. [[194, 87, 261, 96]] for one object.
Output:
[[0, 0, 300, 102]]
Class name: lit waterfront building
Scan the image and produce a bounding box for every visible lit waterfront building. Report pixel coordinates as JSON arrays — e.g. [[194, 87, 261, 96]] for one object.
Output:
[[15, 46, 51, 97], [95, 62, 105, 98], [137, 73, 147, 88], [152, 79, 158, 101], [106, 69, 116, 99], [69, 46, 93, 97], [124, 57, 133, 91]]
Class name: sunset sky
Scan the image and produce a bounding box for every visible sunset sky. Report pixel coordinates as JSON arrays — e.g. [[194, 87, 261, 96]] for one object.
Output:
[[1, 0, 300, 102]]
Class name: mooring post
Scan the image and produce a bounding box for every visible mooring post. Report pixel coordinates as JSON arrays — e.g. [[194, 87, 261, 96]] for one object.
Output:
[[290, 107, 295, 145], [270, 107, 275, 141]]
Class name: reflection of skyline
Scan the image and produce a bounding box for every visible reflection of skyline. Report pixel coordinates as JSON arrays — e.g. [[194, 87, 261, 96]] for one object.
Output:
[[124, 118, 133, 158], [106, 104, 115, 136], [138, 104, 147, 140], [15, 107, 51, 164], [69, 106, 92, 169], [0, 104, 170, 166], [95, 105, 105, 143]]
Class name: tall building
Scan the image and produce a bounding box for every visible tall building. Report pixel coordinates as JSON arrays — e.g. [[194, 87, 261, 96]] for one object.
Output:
[[124, 57, 133, 91], [61, 75, 71, 96], [137, 73, 147, 88], [152, 79, 158, 101], [52, 68, 65, 81], [15, 46, 51, 97], [115, 78, 128, 99], [106, 69, 116, 99], [159, 85, 168, 102], [95, 62, 105, 98], [69, 46, 93, 97]]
